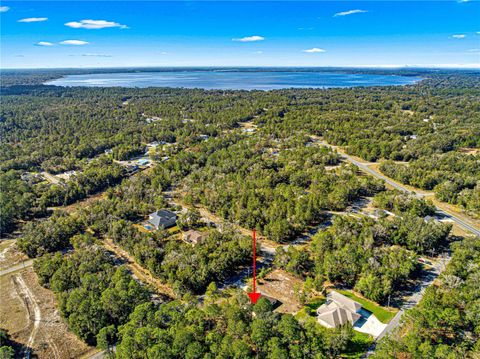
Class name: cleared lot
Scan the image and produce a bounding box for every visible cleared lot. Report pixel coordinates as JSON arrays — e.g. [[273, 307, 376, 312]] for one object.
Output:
[[257, 269, 304, 314], [0, 267, 93, 358]]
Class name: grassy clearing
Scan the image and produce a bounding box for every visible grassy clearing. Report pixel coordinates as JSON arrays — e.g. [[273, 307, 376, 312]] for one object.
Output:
[[338, 290, 397, 323]]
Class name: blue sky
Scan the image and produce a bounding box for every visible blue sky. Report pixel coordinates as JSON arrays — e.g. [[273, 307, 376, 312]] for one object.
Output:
[[1, 1, 479, 68]]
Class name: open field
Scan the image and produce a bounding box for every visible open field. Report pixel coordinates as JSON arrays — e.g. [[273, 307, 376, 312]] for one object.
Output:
[[0, 267, 94, 358]]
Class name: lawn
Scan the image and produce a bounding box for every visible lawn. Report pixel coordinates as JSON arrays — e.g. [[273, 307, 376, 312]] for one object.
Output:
[[338, 290, 397, 324]]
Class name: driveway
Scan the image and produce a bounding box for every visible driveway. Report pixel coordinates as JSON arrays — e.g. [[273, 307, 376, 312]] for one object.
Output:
[[355, 313, 387, 339]]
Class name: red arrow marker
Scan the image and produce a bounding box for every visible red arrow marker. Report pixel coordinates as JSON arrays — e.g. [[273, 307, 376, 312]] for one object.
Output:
[[248, 229, 261, 304]]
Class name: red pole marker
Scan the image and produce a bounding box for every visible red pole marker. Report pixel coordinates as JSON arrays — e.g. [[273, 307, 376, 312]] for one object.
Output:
[[248, 229, 261, 304]]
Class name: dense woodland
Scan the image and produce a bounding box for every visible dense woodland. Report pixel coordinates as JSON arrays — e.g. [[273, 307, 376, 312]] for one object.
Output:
[[373, 236, 480, 358], [1, 71, 479, 234], [1, 70, 479, 357], [274, 191, 452, 303], [380, 153, 480, 216]]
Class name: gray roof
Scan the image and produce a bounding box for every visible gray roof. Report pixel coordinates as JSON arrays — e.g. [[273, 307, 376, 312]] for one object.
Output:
[[316, 291, 363, 328], [329, 291, 362, 313], [148, 210, 177, 229], [317, 305, 361, 328]]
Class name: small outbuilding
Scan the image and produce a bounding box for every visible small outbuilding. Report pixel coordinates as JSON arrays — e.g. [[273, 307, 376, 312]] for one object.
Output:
[[183, 230, 205, 245]]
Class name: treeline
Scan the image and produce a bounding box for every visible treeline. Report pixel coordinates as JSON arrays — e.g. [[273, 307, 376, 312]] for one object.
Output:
[[373, 190, 436, 217], [0, 329, 17, 359], [33, 238, 150, 345], [2, 74, 479, 234], [274, 194, 452, 303], [17, 211, 82, 257], [114, 292, 371, 358], [0, 170, 36, 234], [108, 220, 251, 294], [380, 153, 480, 216], [373, 236, 480, 358], [0, 157, 126, 235]]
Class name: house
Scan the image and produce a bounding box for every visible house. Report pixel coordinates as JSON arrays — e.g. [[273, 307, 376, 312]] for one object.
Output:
[[147, 141, 160, 148], [148, 210, 177, 230], [21, 172, 44, 184], [137, 158, 150, 166], [125, 164, 139, 175], [183, 230, 205, 245], [242, 128, 256, 133], [316, 291, 362, 328]]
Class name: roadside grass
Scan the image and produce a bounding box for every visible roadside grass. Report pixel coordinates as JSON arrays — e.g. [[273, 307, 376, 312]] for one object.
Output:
[[338, 290, 397, 323]]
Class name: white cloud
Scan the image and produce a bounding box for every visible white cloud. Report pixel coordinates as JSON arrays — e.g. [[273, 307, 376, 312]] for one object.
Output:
[[36, 41, 54, 47], [458, 0, 470, 3], [0, 6, 9, 12], [303, 48, 326, 53], [60, 40, 89, 45], [81, 53, 112, 57], [19, 17, 48, 23], [65, 19, 128, 29], [452, 34, 466, 39], [334, 9, 367, 17], [232, 35, 265, 42], [254, 51, 264, 54]]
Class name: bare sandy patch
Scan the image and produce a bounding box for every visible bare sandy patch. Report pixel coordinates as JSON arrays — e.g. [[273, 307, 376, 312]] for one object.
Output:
[[257, 269, 304, 314], [0, 268, 93, 358]]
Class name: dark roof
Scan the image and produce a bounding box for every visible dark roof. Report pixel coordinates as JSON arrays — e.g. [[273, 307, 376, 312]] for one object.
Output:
[[148, 210, 177, 228]]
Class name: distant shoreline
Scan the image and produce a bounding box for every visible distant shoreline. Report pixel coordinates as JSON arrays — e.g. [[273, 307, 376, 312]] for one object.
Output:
[[43, 70, 423, 91]]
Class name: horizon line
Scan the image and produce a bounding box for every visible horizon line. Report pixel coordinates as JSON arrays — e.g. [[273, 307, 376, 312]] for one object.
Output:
[[2, 65, 480, 71]]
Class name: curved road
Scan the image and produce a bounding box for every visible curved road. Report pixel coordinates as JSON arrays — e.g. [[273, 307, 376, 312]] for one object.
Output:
[[335, 150, 480, 237]]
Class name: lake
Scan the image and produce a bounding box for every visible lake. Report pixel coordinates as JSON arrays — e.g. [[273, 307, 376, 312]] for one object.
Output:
[[46, 70, 421, 90]]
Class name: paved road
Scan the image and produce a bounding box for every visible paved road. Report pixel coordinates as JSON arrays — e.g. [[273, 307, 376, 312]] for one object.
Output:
[[318, 142, 476, 356], [0, 259, 34, 277], [335, 150, 480, 237], [375, 255, 448, 342]]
